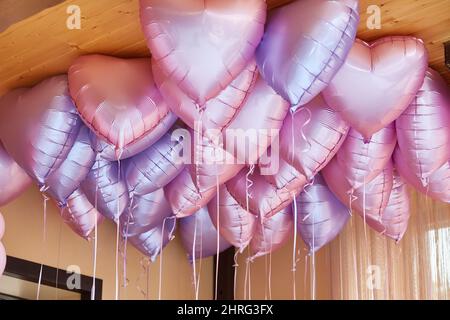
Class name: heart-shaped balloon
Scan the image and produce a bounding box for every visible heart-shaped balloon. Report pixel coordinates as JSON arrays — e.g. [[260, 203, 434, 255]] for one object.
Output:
[[165, 76, 289, 217], [279, 95, 349, 180], [140, 0, 266, 104], [208, 186, 256, 251], [0, 142, 32, 206], [68, 55, 175, 157], [250, 207, 293, 260], [0, 75, 81, 186], [256, 0, 359, 109], [323, 36, 428, 141], [60, 188, 104, 239], [120, 188, 173, 238], [81, 156, 129, 222], [129, 217, 176, 262], [124, 126, 185, 197], [396, 68, 450, 185], [365, 172, 410, 241], [394, 147, 450, 203], [45, 125, 96, 206], [323, 158, 394, 225], [179, 207, 231, 262], [335, 123, 397, 190], [153, 58, 258, 136], [296, 174, 350, 253]]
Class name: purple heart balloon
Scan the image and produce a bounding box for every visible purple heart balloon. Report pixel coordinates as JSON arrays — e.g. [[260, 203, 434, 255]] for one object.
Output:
[[296, 174, 350, 253], [256, 0, 359, 110], [323, 36, 428, 141], [179, 207, 231, 262], [45, 125, 96, 206], [396, 68, 450, 186], [0, 75, 81, 186], [0, 142, 32, 206], [120, 188, 173, 238], [60, 188, 104, 240], [140, 0, 266, 104]]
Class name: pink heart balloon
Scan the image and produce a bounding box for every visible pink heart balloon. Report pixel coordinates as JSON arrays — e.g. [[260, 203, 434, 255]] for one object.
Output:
[[0, 142, 32, 207], [335, 123, 397, 190], [208, 186, 256, 251], [68, 55, 175, 157], [60, 189, 104, 240], [250, 207, 293, 260], [256, 0, 359, 109], [279, 94, 349, 180], [323, 158, 394, 226], [396, 68, 450, 185], [323, 36, 428, 141], [394, 147, 450, 203], [140, 0, 266, 104], [0, 242, 6, 277], [153, 58, 258, 135]]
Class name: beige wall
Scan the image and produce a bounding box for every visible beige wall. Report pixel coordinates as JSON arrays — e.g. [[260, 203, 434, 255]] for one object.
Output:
[[0, 186, 213, 300]]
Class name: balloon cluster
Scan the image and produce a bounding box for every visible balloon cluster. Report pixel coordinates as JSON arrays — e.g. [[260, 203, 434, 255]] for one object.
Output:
[[0, 0, 448, 267]]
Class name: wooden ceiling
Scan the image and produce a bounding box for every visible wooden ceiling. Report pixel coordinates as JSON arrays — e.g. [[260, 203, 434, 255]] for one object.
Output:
[[0, 0, 449, 96]]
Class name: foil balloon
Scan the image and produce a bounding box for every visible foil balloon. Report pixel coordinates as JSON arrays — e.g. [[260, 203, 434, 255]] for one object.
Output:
[[120, 188, 173, 238], [250, 207, 293, 260], [279, 95, 349, 180], [0, 75, 81, 186], [296, 174, 350, 253], [396, 68, 450, 185], [141, 0, 266, 104], [81, 156, 129, 221], [124, 127, 185, 197], [335, 123, 397, 190], [165, 76, 289, 217], [256, 0, 359, 109], [45, 126, 96, 206], [129, 218, 176, 262], [153, 58, 258, 135], [0, 242, 5, 277], [208, 186, 257, 251], [68, 55, 176, 159], [179, 207, 231, 261], [323, 158, 394, 224], [323, 36, 428, 141], [226, 160, 307, 218], [0, 142, 32, 206], [60, 189, 104, 239], [365, 172, 410, 241], [394, 148, 450, 203]]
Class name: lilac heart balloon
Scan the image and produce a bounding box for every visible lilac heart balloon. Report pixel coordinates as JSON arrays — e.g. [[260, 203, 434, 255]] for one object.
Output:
[[153, 58, 258, 135], [120, 188, 173, 238], [279, 94, 349, 180], [208, 186, 256, 251], [323, 36, 428, 141], [68, 55, 175, 158], [394, 147, 450, 203], [250, 207, 293, 260], [179, 207, 231, 262], [296, 174, 350, 253], [129, 217, 176, 262], [124, 126, 185, 197], [0, 142, 32, 206], [256, 0, 359, 109], [45, 125, 96, 206], [335, 123, 397, 190], [0, 75, 81, 186], [396, 68, 450, 185], [81, 156, 129, 222], [140, 0, 266, 104], [60, 188, 104, 240]]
